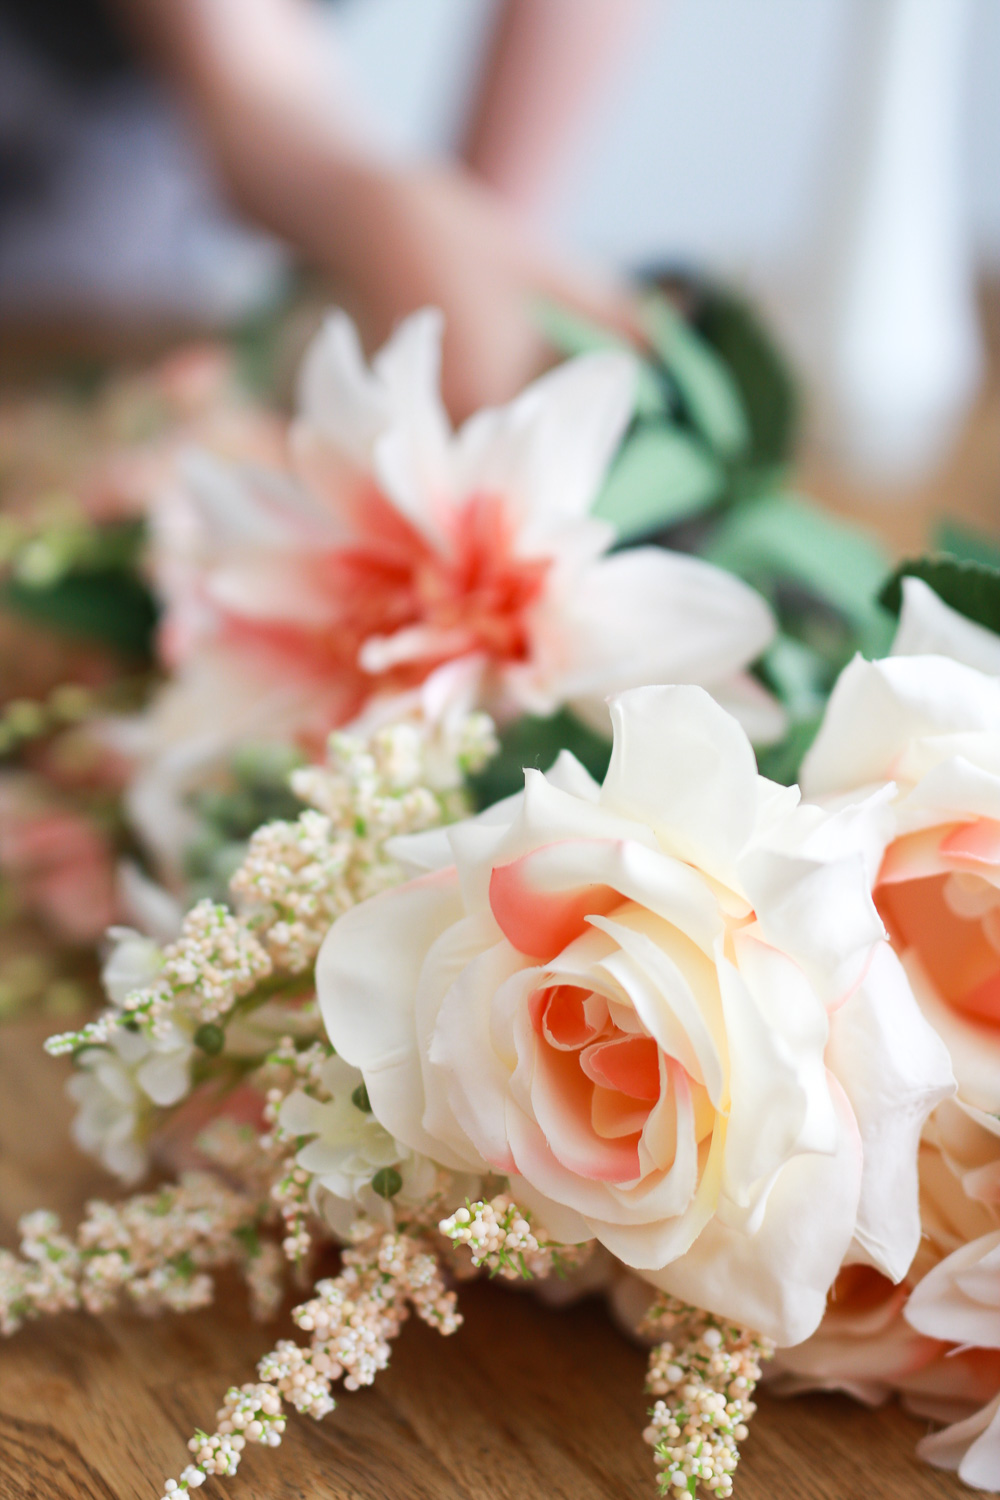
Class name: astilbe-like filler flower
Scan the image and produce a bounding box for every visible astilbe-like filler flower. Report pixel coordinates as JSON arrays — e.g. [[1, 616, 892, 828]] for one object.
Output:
[[0, 1175, 279, 1336], [641, 1298, 774, 1499], [120, 305, 781, 879]]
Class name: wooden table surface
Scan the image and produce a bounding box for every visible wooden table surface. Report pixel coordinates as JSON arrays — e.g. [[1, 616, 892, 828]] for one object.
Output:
[[0, 1016, 968, 1500]]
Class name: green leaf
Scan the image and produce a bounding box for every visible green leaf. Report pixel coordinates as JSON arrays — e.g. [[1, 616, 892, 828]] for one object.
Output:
[[0, 567, 158, 659], [759, 634, 829, 719], [703, 493, 894, 655], [372, 1167, 403, 1200], [467, 709, 612, 811], [593, 424, 723, 542], [754, 714, 822, 788], [879, 555, 1000, 636], [533, 299, 667, 418], [642, 293, 749, 460], [933, 520, 1000, 572], [693, 286, 798, 469], [194, 1023, 225, 1056]]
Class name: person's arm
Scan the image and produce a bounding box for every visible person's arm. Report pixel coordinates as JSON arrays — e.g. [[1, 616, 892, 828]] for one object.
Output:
[[461, 0, 647, 214], [109, 0, 639, 418], [109, 0, 371, 255]]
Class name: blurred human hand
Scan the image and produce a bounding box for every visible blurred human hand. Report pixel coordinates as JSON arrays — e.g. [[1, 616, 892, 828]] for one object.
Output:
[[115, 0, 643, 420], [330, 163, 641, 421]]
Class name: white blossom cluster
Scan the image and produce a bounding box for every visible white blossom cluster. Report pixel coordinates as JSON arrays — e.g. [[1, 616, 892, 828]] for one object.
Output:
[[0, 1175, 278, 1334], [46, 902, 271, 1056], [641, 1299, 774, 1499], [439, 1195, 593, 1281], [160, 1226, 461, 1498], [274, 1051, 443, 1238], [44, 714, 495, 1189], [232, 717, 495, 973]]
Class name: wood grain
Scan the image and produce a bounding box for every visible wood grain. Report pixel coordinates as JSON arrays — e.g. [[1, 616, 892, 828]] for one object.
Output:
[[0, 1016, 968, 1500]]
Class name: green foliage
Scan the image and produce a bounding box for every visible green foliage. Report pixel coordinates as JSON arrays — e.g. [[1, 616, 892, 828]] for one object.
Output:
[[1, 567, 158, 660], [704, 492, 895, 658], [593, 426, 723, 542], [642, 295, 750, 460], [0, 518, 158, 660], [467, 709, 613, 811], [194, 1023, 226, 1056], [692, 284, 798, 471], [371, 1167, 403, 1200], [933, 520, 1000, 572], [539, 282, 800, 555], [880, 554, 1000, 636]]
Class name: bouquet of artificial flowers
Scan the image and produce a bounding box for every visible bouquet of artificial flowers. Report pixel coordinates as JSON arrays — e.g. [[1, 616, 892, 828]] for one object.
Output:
[[4, 301, 1000, 1499]]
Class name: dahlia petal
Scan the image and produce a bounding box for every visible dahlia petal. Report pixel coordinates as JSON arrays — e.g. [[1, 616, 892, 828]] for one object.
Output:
[[451, 351, 635, 540], [532, 548, 776, 730]]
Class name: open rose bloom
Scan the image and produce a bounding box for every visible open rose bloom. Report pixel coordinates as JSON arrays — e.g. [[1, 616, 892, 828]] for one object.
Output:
[[802, 602, 1000, 1117], [791, 584, 1000, 1486], [770, 1099, 1000, 1440], [124, 309, 781, 878], [318, 684, 953, 1346]]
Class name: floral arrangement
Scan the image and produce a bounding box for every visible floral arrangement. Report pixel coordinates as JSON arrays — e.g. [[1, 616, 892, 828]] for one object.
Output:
[[5, 296, 1000, 1497]]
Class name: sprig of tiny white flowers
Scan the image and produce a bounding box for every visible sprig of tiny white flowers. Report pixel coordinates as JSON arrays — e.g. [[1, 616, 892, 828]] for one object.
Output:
[[45, 900, 271, 1055], [44, 712, 497, 1188], [0, 1174, 280, 1335], [439, 1194, 594, 1280], [640, 1298, 774, 1499], [159, 1222, 461, 1498], [233, 717, 496, 973]]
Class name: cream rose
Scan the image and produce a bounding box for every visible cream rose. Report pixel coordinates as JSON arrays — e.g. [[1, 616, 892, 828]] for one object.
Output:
[[318, 685, 953, 1344], [802, 620, 1000, 1113], [906, 1231, 1000, 1490], [769, 1097, 1000, 1410]]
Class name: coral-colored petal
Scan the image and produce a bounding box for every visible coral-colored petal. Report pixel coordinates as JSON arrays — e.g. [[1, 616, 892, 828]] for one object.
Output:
[[941, 819, 1000, 867], [489, 853, 622, 961], [580, 1034, 661, 1102], [534, 984, 606, 1050]]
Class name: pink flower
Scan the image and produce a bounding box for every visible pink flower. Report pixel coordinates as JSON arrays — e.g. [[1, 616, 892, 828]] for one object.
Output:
[[317, 685, 953, 1345], [0, 774, 117, 943], [149, 308, 780, 737]]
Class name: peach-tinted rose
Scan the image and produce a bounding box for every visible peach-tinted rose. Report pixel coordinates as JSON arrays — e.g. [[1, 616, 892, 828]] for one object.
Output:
[[803, 641, 1000, 1114], [318, 685, 953, 1344]]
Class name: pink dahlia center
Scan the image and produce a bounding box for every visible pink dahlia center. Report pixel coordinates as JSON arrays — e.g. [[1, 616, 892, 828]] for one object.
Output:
[[298, 489, 549, 682]]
